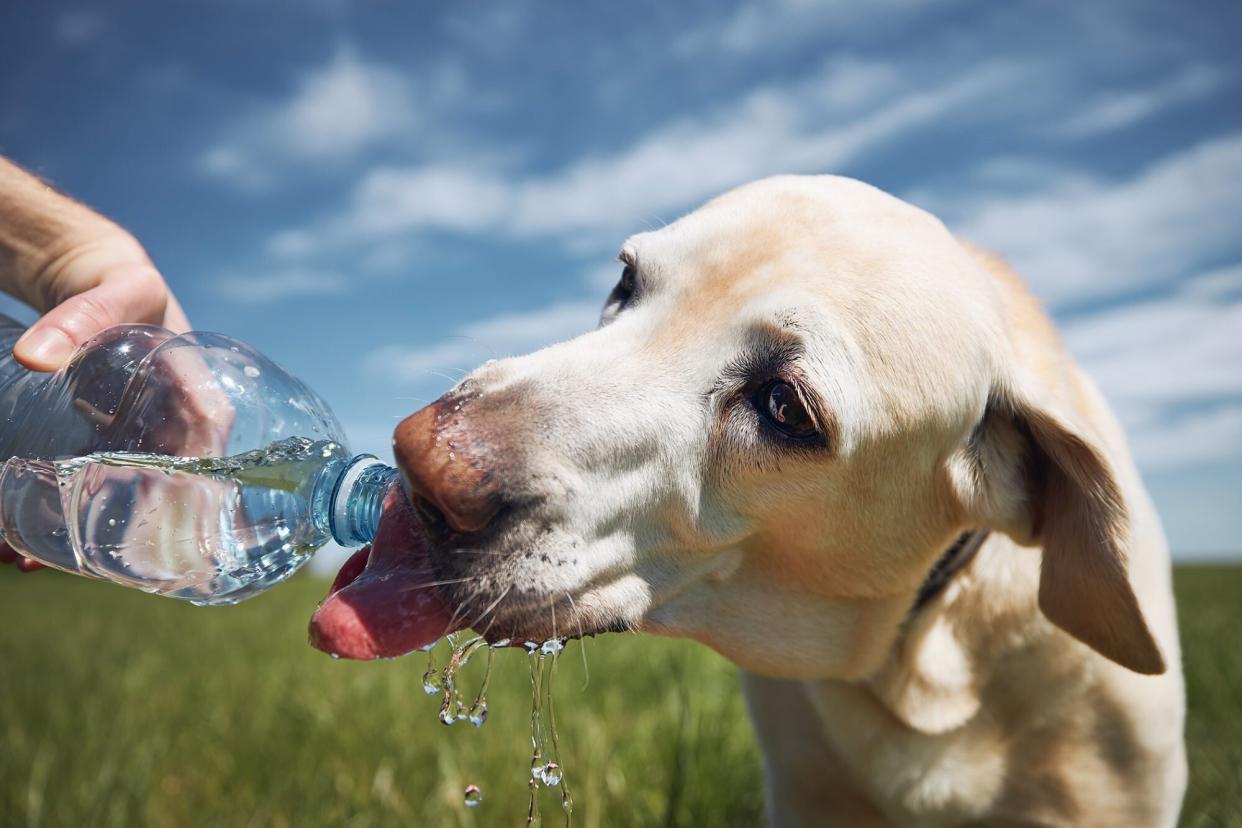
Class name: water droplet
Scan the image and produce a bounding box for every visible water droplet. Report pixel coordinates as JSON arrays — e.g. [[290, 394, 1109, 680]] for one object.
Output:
[[107, 518, 117, 527], [540, 639, 564, 656], [468, 701, 488, 727], [422, 669, 443, 696], [439, 707, 457, 726], [243, 365, 261, 378], [489, 638, 511, 649], [537, 763, 563, 787], [463, 785, 482, 808]]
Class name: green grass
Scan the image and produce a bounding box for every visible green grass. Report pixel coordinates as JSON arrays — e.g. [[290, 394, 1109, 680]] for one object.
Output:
[[1, 566, 1239, 827], [0, 570, 763, 827], [1173, 566, 1242, 828]]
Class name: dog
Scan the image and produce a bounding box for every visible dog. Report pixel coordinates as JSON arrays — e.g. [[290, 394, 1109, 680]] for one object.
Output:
[[315, 175, 1187, 825]]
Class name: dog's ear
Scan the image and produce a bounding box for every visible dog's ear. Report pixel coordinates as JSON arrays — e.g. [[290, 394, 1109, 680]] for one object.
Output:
[[957, 387, 1165, 675]]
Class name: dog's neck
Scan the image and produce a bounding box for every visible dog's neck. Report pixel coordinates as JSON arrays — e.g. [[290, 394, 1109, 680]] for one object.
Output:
[[911, 530, 989, 615], [865, 531, 1049, 735]]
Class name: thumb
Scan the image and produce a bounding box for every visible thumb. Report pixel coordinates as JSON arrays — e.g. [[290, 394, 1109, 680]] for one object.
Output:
[[13, 271, 165, 372]]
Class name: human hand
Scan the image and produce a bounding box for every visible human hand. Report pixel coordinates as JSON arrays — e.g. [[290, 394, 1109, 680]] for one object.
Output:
[[0, 156, 191, 571], [0, 156, 189, 372]]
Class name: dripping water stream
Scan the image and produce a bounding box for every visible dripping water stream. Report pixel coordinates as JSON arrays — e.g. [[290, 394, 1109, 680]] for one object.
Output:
[[526, 640, 572, 826], [419, 633, 573, 824]]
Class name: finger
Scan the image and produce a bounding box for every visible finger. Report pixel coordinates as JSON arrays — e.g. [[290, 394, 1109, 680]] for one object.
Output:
[[13, 267, 166, 371]]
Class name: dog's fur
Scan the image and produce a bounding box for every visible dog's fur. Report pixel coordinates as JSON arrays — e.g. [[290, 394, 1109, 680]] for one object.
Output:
[[399, 176, 1186, 826]]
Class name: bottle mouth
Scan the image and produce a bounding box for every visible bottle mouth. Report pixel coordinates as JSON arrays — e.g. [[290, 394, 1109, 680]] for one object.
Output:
[[330, 455, 400, 546]]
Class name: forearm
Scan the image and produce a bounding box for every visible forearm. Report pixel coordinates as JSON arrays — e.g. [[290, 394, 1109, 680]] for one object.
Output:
[[0, 157, 141, 312]]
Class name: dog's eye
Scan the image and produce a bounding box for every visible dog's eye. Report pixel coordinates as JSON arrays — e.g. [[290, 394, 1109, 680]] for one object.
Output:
[[601, 264, 638, 324], [608, 264, 637, 309], [755, 380, 818, 440]]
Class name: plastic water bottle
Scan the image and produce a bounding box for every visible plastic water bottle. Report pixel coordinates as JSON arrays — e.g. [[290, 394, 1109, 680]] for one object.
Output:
[[0, 313, 399, 605]]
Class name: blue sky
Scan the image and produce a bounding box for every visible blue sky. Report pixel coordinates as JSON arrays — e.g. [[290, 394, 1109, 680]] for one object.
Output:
[[1, 1, 1240, 559]]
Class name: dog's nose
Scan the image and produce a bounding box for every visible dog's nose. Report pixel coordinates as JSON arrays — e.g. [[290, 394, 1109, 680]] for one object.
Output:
[[392, 396, 504, 535]]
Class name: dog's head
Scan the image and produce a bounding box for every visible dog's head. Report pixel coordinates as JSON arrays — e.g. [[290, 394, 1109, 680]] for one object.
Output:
[[314, 175, 1164, 679]]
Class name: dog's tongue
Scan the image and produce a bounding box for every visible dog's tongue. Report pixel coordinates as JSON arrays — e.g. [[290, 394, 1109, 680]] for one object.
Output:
[[309, 490, 463, 659]]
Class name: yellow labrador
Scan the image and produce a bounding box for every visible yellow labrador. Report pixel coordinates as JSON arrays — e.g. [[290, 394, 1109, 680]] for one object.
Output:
[[314, 175, 1186, 826]]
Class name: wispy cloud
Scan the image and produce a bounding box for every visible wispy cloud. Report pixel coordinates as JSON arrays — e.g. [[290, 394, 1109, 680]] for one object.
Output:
[[1126, 404, 1242, 470], [365, 300, 602, 384], [1052, 64, 1224, 139], [673, 0, 943, 57], [1182, 262, 1242, 299], [280, 56, 1025, 256], [1063, 267, 1242, 468], [215, 269, 349, 304], [915, 132, 1242, 308], [198, 46, 459, 190]]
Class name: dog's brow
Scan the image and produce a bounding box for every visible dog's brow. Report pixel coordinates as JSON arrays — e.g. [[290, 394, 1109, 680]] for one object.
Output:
[[717, 321, 805, 389], [750, 318, 806, 352]]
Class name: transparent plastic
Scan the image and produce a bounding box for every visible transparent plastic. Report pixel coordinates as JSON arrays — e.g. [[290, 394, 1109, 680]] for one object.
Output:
[[0, 314, 398, 604]]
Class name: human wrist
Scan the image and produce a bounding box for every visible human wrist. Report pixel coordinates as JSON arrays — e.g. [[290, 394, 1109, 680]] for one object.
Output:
[[0, 158, 138, 311]]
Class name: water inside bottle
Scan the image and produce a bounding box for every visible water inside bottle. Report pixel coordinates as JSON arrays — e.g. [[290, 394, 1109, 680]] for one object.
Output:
[[50, 436, 349, 604]]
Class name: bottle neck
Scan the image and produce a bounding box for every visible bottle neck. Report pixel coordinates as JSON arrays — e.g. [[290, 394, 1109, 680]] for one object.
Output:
[[330, 456, 401, 546]]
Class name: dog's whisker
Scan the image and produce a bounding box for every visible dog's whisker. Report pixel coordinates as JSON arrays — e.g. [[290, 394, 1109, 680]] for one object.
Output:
[[471, 583, 513, 634], [394, 575, 482, 591], [478, 613, 500, 642], [444, 597, 472, 636], [422, 368, 465, 385]]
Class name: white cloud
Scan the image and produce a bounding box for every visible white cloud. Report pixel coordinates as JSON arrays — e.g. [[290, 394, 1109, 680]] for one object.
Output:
[[1126, 404, 1242, 470], [1067, 295, 1242, 405], [215, 269, 349, 304], [272, 48, 414, 161], [342, 166, 512, 237], [1053, 64, 1223, 139], [1062, 267, 1242, 469], [288, 56, 1023, 255], [1182, 262, 1242, 299], [920, 132, 1242, 308], [199, 47, 426, 188], [365, 300, 602, 384], [265, 229, 318, 260], [673, 0, 941, 57]]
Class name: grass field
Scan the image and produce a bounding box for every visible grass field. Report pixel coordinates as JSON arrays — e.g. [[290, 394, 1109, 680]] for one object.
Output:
[[1, 566, 1238, 827]]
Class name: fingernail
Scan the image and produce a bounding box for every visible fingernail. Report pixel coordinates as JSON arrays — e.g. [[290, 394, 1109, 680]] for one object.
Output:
[[15, 328, 76, 367]]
